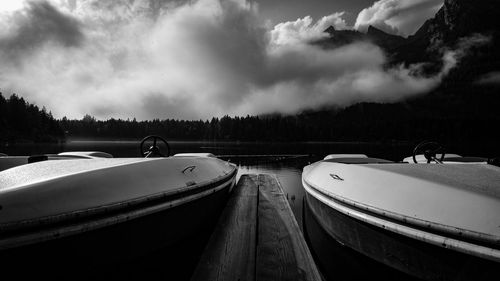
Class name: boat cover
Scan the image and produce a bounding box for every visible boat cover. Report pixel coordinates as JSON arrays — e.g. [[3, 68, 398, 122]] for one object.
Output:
[[0, 157, 236, 226], [303, 162, 500, 244]]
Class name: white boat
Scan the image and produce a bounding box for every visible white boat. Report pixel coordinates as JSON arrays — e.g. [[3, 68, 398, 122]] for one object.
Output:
[[0, 136, 237, 278], [302, 146, 500, 280]]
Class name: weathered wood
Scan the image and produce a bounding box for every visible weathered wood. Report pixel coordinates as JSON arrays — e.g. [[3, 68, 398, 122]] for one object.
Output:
[[191, 174, 321, 281], [190, 175, 258, 281], [256, 174, 322, 281]]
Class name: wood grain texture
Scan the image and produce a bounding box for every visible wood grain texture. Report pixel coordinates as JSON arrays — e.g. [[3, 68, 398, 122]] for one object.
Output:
[[256, 174, 322, 281], [191, 174, 321, 281], [190, 175, 258, 281]]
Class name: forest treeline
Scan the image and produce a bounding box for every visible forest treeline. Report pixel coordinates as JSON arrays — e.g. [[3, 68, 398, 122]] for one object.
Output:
[[59, 83, 499, 144], [0, 93, 64, 143], [2, 81, 499, 144]]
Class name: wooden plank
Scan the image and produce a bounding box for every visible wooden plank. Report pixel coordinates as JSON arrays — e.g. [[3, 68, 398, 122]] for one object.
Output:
[[190, 174, 258, 281], [191, 173, 321, 281], [256, 174, 322, 281]]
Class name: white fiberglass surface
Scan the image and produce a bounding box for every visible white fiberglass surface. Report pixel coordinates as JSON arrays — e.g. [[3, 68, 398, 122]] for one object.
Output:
[[303, 162, 500, 240], [0, 157, 235, 224]]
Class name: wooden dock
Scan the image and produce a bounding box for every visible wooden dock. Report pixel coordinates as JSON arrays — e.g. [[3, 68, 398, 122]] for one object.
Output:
[[191, 174, 322, 281]]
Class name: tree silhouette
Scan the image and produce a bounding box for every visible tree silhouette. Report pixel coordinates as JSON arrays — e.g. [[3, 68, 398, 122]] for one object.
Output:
[[0, 92, 64, 143]]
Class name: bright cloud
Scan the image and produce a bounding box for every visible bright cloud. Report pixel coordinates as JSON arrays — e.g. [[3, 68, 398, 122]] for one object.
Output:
[[0, 0, 472, 120], [270, 12, 347, 45]]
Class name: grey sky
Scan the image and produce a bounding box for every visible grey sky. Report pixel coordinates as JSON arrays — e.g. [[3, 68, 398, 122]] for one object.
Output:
[[255, 0, 376, 25], [0, 0, 448, 120]]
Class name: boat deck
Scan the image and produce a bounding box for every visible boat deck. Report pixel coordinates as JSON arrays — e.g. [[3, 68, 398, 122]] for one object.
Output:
[[191, 174, 321, 281], [368, 163, 500, 198]]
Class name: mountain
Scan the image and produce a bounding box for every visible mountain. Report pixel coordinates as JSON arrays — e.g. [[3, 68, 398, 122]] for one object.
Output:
[[366, 25, 405, 47], [317, 0, 500, 72], [311, 0, 500, 146], [399, 0, 500, 76], [318, 26, 366, 48], [316, 24, 405, 55], [365, 25, 407, 57], [316, 0, 500, 81], [413, 0, 500, 45]]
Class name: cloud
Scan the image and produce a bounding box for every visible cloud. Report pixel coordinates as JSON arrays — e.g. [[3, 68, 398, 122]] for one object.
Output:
[[455, 34, 492, 53], [235, 45, 460, 115], [476, 72, 500, 85], [0, 0, 472, 120], [355, 0, 443, 36], [0, 0, 84, 61], [270, 12, 347, 45]]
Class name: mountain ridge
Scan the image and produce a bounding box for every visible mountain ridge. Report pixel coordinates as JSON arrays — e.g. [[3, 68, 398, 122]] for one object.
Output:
[[317, 0, 500, 75], [310, 0, 500, 144]]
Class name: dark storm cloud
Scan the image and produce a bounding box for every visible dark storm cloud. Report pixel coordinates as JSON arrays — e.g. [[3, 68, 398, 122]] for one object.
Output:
[[0, 1, 84, 60]]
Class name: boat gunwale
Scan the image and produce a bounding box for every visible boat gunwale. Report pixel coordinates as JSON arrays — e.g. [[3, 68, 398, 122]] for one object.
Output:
[[0, 165, 237, 235], [302, 177, 500, 262]]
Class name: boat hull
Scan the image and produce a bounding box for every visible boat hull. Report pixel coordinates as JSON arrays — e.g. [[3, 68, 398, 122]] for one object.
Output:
[[304, 191, 500, 281], [0, 172, 236, 280]]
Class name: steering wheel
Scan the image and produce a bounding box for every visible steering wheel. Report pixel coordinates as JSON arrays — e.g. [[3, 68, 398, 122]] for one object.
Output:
[[412, 141, 445, 163], [140, 135, 170, 158]]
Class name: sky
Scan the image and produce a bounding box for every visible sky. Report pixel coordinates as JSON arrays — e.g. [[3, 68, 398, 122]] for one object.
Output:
[[0, 0, 471, 120], [256, 0, 376, 26]]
